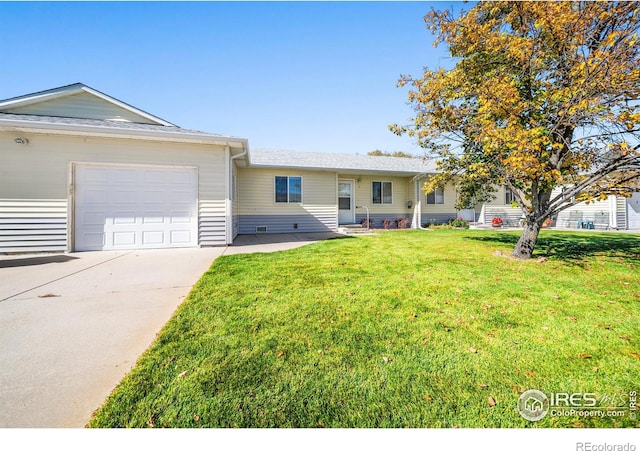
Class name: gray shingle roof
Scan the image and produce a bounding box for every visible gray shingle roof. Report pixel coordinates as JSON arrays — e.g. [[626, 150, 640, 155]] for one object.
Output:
[[249, 148, 437, 174]]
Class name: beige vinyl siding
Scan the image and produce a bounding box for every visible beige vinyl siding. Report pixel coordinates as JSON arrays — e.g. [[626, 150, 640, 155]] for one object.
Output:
[[0, 132, 227, 249], [347, 175, 414, 214], [484, 185, 511, 206], [420, 181, 458, 214], [3, 91, 158, 124], [238, 168, 337, 233], [0, 199, 67, 252]]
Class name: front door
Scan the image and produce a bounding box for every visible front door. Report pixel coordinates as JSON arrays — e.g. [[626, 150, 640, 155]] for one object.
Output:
[[338, 180, 355, 224]]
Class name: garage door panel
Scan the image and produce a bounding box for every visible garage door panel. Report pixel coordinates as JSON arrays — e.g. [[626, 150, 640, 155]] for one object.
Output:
[[82, 212, 106, 225], [113, 213, 137, 225], [113, 231, 136, 246], [83, 189, 109, 204], [142, 231, 164, 245], [143, 169, 173, 184], [142, 212, 165, 224], [113, 190, 137, 204], [112, 169, 138, 184], [75, 164, 198, 251], [83, 167, 109, 184], [83, 233, 106, 248], [171, 171, 196, 185], [170, 230, 192, 244], [170, 212, 192, 224]]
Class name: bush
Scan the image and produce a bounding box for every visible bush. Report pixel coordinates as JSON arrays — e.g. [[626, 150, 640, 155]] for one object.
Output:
[[383, 218, 393, 230], [450, 217, 469, 229], [361, 218, 375, 228], [397, 218, 411, 229]]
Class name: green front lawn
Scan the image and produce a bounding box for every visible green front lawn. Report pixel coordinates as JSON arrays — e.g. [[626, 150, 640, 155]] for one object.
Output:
[[89, 230, 640, 428]]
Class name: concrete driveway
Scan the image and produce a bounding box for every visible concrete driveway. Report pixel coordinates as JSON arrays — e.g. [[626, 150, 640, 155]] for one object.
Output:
[[0, 247, 227, 428], [0, 232, 340, 428]]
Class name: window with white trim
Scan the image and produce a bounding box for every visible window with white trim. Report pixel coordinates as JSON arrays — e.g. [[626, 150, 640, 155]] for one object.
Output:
[[426, 187, 444, 204], [505, 187, 517, 205], [372, 181, 392, 204], [275, 176, 302, 203]]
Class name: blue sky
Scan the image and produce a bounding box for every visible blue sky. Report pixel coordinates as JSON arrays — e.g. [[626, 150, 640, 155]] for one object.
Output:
[[0, 1, 465, 155]]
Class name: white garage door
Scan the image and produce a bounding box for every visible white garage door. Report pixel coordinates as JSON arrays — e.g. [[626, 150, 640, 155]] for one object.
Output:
[[628, 192, 640, 230], [75, 164, 198, 251]]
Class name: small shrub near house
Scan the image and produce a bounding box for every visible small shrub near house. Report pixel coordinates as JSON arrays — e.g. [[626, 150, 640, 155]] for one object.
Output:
[[449, 217, 469, 229], [361, 218, 375, 228], [397, 218, 411, 229], [383, 218, 393, 230]]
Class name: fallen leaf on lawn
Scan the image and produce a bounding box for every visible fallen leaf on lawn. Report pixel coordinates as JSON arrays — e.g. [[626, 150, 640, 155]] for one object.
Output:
[[593, 367, 599, 373], [600, 325, 613, 330], [630, 353, 640, 359], [580, 354, 592, 359], [569, 316, 577, 322], [468, 347, 478, 354], [488, 396, 497, 407], [424, 394, 433, 402], [382, 356, 392, 363], [479, 383, 489, 389], [619, 336, 631, 342], [525, 370, 535, 377], [177, 370, 188, 378], [444, 327, 452, 332], [276, 350, 285, 358]]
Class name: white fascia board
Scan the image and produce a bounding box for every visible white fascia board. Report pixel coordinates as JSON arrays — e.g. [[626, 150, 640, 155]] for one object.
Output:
[[0, 86, 79, 110], [0, 117, 248, 149]]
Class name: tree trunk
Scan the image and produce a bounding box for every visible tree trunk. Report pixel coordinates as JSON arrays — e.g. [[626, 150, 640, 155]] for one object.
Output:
[[512, 220, 542, 259]]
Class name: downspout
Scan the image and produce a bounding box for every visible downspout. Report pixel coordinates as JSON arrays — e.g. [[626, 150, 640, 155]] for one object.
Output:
[[226, 145, 248, 245], [412, 174, 430, 231]]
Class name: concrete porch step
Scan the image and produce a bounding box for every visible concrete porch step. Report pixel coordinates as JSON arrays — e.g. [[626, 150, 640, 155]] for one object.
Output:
[[337, 224, 375, 235]]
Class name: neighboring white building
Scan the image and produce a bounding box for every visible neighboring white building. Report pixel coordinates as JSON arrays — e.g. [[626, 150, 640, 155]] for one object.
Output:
[[1, 84, 637, 253], [479, 185, 639, 230]]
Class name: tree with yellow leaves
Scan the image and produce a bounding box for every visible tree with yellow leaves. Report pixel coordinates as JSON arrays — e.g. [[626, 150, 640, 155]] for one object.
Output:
[[391, 1, 639, 259]]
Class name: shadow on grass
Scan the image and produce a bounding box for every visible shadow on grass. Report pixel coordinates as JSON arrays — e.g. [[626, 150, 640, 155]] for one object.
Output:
[[467, 231, 640, 265]]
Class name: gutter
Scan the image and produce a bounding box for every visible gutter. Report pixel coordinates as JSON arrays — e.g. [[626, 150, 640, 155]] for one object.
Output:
[[0, 117, 249, 148]]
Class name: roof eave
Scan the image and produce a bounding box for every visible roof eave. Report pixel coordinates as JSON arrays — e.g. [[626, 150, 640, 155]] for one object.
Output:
[[0, 117, 248, 149], [247, 162, 433, 176]]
